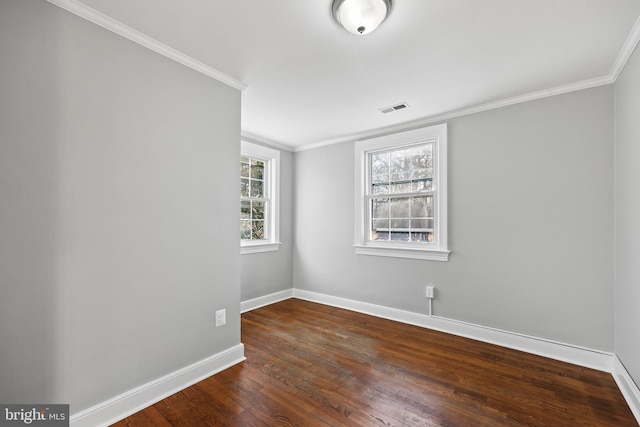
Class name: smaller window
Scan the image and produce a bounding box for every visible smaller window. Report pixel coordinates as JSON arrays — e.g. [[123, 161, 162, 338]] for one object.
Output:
[[240, 141, 280, 254]]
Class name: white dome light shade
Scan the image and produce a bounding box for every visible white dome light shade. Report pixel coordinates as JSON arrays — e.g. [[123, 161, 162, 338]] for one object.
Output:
[[332, 0, 392, 35]]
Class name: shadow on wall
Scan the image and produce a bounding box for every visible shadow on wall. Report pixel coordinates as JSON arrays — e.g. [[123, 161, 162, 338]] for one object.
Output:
[[0, 0, 63, 403]]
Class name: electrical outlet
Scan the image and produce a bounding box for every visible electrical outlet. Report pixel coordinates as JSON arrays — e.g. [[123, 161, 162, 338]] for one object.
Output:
[[426, 285, 435, 299], [215, 309, 226, 327]]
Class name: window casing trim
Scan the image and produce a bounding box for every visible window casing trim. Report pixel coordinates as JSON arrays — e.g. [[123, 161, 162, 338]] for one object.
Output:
[[241, 141, 281, 254], [354, 124, 449, 261]]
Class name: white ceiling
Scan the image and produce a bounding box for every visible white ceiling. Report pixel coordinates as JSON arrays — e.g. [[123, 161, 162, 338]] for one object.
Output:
[[71, 0, 640, 150]]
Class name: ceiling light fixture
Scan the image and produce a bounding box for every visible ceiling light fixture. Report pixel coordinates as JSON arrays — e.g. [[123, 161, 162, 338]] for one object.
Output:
[[332, 0, 392, 35]]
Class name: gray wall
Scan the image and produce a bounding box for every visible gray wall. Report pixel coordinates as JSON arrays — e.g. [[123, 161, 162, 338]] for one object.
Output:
[[294, 86, 615, 351], [0, 0, 630, 415], [0, 0, 241, 413], [240, 146, 294, 301], [615, 43, 640, 387]]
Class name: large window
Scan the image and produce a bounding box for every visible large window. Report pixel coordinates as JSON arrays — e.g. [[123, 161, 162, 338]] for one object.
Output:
[[355, 124, 449, 261], [240, 141, 280, 254]]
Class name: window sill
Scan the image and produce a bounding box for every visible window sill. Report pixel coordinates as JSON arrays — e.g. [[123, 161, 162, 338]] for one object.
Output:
[[241, 242, 281, 255], [353, 244, 450, 261]]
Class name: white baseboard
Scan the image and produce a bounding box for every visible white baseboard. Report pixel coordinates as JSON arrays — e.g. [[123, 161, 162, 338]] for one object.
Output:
[[241, 289, 294, 313], [613, 355, 640, 424], [292, 289, 614, 373], [70, 344, 245, 427]]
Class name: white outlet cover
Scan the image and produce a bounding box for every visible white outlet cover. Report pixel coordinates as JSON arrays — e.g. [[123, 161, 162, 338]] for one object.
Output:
[[426, 286, 435, 298], [215, 309, 226, 327]]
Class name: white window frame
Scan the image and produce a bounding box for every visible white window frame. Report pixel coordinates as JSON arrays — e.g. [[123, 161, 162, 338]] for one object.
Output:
[[241, 141, 281, 254], [354, 124, 449, 261]]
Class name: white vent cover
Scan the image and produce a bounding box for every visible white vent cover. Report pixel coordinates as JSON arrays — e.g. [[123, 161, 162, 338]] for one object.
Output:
[[379, 102, 409, 114]]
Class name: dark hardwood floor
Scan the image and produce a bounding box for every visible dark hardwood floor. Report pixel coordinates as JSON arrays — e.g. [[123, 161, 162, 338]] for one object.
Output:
[[113, 299, 637, 426]]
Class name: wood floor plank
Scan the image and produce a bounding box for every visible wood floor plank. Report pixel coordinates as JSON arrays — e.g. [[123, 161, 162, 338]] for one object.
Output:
[[112, 299, 638, 426], [118, 405, 172, 427]]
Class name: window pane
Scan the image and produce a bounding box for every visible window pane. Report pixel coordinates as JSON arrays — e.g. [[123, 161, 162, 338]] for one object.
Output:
[[409, 144, 432, 179], [390, 198, 410, 218], [390, 230, 410, 241], [390, 218, 411, 241], [368, 144, 434, 194], [390, 181, 411, 194], [241, 161, 250, 178], [241, 178, 250, 197], [368, 171, 434, 244], [411, 218, 434, 242], [369, 195, 435, 243], [372, 198, 389, 219], [410, 218, 433, 230], [251, 180, 263, 198], [240, 220, 252, 240], [252, 201, 265, 220], [371, 219, 390, 241], [372, 184, 389, 195], [241, 200, 251, 219], [390, 149, 412, 183], [412, 178, 432, 192], [372, 219, 389, 230], [391, 218, 410, 229], [371, 152, 389, 184], [252, 220, 264, 239], [411, 196, 433, 218], [372, 231, 389, 241], [251, 160, 264, 180], [411, 231, 432, 242]]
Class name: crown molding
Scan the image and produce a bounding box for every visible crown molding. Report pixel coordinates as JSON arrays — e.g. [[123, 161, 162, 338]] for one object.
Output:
[[294, 15, 640, 152], [610, 15, 640, 81], [294, 74, 613, 152], [241, 132, 295, 152], [45, 0, 247, 91], [48, 0, 640, 149]]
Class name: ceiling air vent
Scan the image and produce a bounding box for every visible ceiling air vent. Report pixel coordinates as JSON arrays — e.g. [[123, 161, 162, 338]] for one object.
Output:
[[379, 103, 409, 114]]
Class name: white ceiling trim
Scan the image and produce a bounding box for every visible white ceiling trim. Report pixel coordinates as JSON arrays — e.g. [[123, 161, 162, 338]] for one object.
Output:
[[609, 15, 640, 81], [294, 74, 614, 152], [295, 15, 640, 153], [45, 0, 247, 91], [241, 132, 295, 153], [44, 1, 640, 151]]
